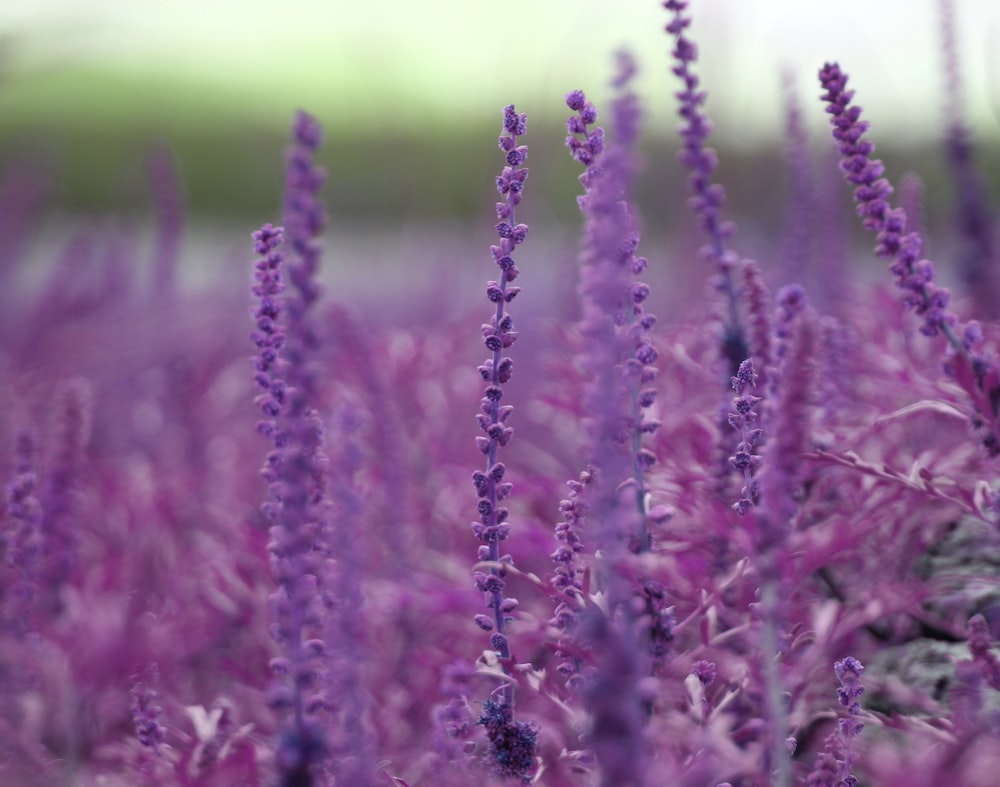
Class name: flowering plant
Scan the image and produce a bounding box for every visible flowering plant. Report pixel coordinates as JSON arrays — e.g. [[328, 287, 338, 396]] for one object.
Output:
[[1, 3, 999, 785]]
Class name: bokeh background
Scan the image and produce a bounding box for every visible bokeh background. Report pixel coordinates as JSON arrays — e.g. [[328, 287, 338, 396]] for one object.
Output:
[[1, 0, 998, 288]]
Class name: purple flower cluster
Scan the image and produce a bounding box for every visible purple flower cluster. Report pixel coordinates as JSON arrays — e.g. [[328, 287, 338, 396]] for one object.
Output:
[[476, 699, 539, 784]]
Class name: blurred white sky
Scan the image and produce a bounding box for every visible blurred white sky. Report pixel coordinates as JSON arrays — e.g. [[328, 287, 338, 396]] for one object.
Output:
[[2, 0, 999, 144]]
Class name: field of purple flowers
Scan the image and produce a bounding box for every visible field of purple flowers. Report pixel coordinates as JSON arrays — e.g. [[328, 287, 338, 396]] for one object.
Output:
[[3, 2, 1000, 785]]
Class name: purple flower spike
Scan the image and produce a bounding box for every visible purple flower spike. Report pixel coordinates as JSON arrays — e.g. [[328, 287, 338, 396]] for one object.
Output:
[[250, 222, 334, 783], [758, 289, 816, 545], [819, 63, 953, 336], [819, 62, 1000, 454], [130, 670, 166, 756], [471, 104, 536, 782], [564, 74, 659, 782], [834, 657, 864, 786], [3, 431, 42, 635], [664, 0, 748, 375], [565, 77, 660, 553], [806, 658, 865, 786]]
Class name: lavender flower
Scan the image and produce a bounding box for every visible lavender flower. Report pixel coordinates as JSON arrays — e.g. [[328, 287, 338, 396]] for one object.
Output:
[[819, 62, 1000, 454], [130, 671, 166, 756], [819, 63, 954, 338], [251, 223, 331, 785], [565, 81, 656, 782], [39, 379, 90, 617], [550, 467, 593, 691], [470, 103, 536, 782], [565, 83, 656, 550], [3, 431, 42, 635], [834, 657, 864, 786], [663, 0, 748, 375], [805, 659, 864, 786], [758, 287, 816, 545], [580, 610, 647, 787], [476, 700, 539, 785]]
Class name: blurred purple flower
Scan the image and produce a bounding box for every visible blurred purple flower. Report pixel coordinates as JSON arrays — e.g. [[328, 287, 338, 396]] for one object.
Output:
[[250, 222, 332, 785], [130, 670, 166, 756], [938, 0, 1000, 317], [663, 0, 748, 375], [282, 110, 327, 382], [3, 431, 42, 636]]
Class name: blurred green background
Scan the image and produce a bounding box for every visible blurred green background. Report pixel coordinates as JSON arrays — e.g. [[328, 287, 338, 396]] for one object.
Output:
[[1, 0, 998, 233]]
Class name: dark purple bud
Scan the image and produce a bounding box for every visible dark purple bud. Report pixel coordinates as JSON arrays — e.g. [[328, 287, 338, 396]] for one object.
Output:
[[474, 614, 495, 631]]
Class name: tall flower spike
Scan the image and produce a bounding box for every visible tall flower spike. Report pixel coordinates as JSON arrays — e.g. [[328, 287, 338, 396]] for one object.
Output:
[[564, 85, 647, 550], [819, 62, 1000, 455], [250, 223, 331, 785], [570, 59, 661, 554], [664, 0, 749, 375], [565, 80, 651, 785], [470, 103, 537, 784]]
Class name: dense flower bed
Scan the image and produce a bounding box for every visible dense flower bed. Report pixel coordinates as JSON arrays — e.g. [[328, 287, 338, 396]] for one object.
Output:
[[2, 2, 999, 785]]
